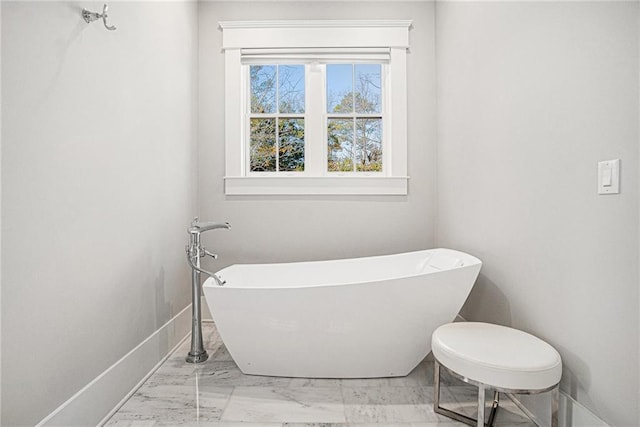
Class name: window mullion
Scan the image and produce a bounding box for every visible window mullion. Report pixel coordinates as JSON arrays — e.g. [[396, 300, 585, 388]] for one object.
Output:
[[305, 63, 324, 175], [351, 64, 357, 172], [352, 117, 357, 172], [275, 66, 280, 172]]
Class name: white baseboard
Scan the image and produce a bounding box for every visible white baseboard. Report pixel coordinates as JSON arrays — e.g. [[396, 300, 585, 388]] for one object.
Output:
[[36, 305, 193, 426], [510, 391, 609, 427]]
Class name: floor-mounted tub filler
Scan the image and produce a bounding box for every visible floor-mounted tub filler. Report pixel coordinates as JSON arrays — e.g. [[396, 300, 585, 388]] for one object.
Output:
[[185, 218, 231, 363], [203, 248, 482, 378]]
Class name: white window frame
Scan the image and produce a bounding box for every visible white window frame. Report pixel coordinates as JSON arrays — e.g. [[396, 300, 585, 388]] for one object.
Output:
[[221, 20, 411, 195]]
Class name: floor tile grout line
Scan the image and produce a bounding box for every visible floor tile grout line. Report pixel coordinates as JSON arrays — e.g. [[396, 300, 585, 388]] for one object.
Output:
[[339, 383, 349, 425], [217, 384, 236, 423]]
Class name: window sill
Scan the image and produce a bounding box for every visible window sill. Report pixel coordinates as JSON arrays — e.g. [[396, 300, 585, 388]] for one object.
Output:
[[224, 176, 409, 195]]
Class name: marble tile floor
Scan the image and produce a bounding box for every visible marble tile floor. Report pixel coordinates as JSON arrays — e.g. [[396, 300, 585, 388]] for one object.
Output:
[[105, 322, 536, 427]]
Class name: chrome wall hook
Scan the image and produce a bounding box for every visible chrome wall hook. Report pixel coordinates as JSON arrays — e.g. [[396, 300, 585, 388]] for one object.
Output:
[[82, 4, 116, 31]]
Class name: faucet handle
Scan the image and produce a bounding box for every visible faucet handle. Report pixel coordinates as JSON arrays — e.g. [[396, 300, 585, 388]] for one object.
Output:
[[191, 216, 199, 227], [203, 248, 218, 259]]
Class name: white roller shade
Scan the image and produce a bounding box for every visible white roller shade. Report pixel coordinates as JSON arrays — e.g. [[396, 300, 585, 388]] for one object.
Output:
[[240, 48, 390, 64]]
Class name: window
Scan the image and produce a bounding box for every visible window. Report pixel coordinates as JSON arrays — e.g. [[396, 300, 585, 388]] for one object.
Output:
[[327, 64, 383, 173], [249, 65, 306, 172], [221, 20, 411, 195], [248, 62, 384, 175]]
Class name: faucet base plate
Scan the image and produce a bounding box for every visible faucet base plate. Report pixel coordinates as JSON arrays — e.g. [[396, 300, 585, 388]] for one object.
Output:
[[186, 350, 209, 364]]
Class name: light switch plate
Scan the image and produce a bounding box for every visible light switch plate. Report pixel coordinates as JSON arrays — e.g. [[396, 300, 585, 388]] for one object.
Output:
[[598, 159, 620, 195]]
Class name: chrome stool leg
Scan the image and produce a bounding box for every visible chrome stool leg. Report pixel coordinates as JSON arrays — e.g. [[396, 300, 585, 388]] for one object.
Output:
[[433, 359, 500, 427], [477, 383, 485, 427], [551, 384, 559, 427], [487, 391, 499, 426], [434, 358, 441, 411]]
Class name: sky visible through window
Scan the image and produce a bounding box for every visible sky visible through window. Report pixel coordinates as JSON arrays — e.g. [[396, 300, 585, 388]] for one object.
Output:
[[327, 64, 381, 113]]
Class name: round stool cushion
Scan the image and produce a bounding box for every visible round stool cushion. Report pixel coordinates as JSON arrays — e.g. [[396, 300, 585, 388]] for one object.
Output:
[[432, 322, 562, 391]]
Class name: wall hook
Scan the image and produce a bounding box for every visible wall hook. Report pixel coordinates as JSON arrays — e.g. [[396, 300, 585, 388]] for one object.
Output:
[[82, 4, 116, 31]]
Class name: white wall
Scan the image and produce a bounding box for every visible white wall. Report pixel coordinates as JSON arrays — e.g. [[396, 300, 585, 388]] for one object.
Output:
[[1, 1, 3, 420], [436, 2, 639, 426], [1, 2, 198, 425], [198, 1, 436, 267]]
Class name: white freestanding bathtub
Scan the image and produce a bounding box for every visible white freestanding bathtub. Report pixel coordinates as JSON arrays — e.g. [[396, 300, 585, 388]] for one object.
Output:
[[203, 248, 481, 378]]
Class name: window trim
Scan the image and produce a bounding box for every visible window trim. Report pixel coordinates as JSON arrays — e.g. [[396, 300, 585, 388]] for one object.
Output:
[[221, 20, 411, 195]]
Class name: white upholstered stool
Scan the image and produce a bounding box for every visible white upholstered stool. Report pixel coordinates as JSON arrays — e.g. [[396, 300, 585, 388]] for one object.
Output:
[[432, 322, 562, 427]]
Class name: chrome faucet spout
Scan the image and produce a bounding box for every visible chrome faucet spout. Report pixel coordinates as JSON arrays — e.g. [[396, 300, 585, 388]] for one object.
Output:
[[189, 218, 231, 234]]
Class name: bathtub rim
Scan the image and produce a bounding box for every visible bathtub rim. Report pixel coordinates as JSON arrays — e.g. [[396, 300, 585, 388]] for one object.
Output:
[[205, 247, 482, 290]]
